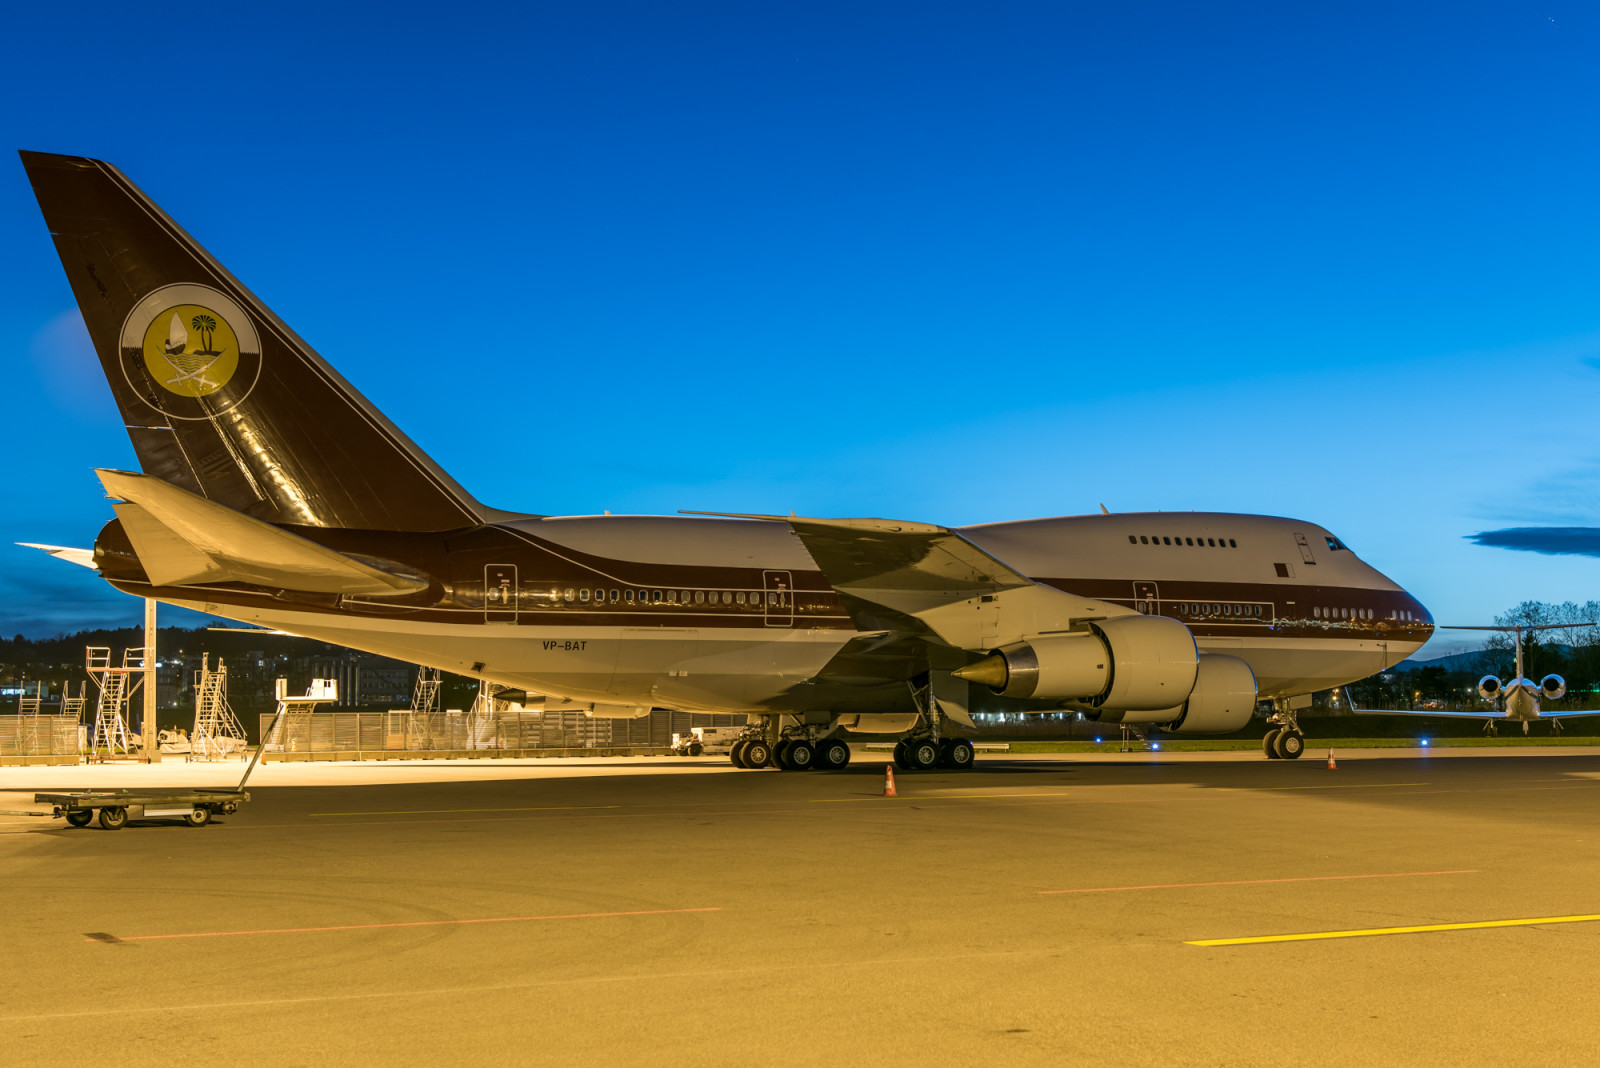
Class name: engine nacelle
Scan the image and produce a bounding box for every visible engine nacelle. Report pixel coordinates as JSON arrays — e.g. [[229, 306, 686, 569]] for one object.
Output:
[[1162, 654, 1259, 733], [1541, 674, 1567, 701], [954, 614, 1198, 711], [1478, 675, 1503, 701]]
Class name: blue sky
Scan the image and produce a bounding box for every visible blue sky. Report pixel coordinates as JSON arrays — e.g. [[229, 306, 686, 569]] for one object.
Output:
[[3, 1, 1599, 653]]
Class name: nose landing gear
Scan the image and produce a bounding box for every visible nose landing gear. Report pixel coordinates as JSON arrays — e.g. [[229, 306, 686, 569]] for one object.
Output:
[[1263, 700, 1306, 759]]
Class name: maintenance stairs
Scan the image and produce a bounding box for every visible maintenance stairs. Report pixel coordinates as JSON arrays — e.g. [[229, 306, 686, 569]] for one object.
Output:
[[192, 655, 248, 760], [86, 646, 145, 758]]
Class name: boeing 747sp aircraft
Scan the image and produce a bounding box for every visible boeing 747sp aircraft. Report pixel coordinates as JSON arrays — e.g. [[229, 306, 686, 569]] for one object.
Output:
[[18, 150, 1435, 768]]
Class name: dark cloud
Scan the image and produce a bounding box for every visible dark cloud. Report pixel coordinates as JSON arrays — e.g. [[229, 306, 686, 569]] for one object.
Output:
[[1467, 527, 1600, 557]]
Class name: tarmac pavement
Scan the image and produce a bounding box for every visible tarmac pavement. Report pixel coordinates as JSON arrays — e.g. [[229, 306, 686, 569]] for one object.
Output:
[[4, 747, 1600, 1065]]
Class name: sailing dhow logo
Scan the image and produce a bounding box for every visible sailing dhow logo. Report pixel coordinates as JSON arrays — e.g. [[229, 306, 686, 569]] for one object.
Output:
[[119, 284, 261, 419]]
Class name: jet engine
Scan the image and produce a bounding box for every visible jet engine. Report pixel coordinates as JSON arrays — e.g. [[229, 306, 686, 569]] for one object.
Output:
[[953, 614, 1198, 711], [1541, 674, 1567, 701], [1161, 654, 1258, 733], [1478, 675, 1502, 701]]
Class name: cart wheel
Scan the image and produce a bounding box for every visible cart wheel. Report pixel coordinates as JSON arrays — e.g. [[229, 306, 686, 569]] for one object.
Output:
[[65, 809, 93, 827], [185, 807, 212, 827], [222, 802, 239, 815], [98, 807, 128, 830]]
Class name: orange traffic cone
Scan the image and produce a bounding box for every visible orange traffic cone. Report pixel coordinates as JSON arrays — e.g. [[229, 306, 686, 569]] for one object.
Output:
[[884, 764, 898, 797], [1327, 750, 1337, 770]]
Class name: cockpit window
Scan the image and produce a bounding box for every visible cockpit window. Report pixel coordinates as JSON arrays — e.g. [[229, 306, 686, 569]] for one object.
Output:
[[1325, 536, 1348, 552]]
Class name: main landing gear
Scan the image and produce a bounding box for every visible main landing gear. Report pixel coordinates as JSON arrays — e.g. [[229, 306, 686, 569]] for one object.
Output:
[[728, 735, 853, 771], [1262, 699, 1306, 759], [893, 736, 974, 772]]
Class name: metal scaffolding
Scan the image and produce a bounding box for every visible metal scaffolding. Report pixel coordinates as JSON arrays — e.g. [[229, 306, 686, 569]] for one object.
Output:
[[85, 646, 145, 757], [191, 655, 248, 760]]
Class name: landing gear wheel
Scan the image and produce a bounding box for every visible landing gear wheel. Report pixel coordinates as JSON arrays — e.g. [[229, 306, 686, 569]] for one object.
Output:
[[893, 740, 912, 771], [904, 738, 940, 771], [185, 807, 212, 827], [779, 740, 815, 770], [730, 740, 749, 767], [65, 809, 93, 827], [97, 806, 128, 830], [942, 738, 975, 769], [743, 740, 773, 768], [1263, 729, 1282, 758], [814, 738, 851, 770], [1274, 731, 1305, 760]]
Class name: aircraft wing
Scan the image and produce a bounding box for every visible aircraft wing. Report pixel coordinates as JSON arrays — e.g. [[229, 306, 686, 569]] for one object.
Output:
[[97, 469, 429, 596], [1537, 707, 1600, 719], [684, 511, 1114, 647], [1342, 689, 1505, 719]]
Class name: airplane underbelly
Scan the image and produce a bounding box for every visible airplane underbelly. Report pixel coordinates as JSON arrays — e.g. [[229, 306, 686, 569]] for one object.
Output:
[[165, 598, 853, 712], [1206, 635, 1425, 698]]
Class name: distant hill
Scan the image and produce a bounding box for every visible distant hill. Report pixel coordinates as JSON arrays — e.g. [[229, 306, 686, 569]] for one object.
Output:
[[1390, 646, 1575, 674]]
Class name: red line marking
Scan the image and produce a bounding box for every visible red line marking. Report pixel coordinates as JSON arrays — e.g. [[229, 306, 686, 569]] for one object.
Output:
[[1038, 870, 1479, 894], [92, 907, 721, 942]]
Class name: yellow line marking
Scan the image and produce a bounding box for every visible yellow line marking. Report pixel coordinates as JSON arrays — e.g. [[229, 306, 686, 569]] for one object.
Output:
[[311, 805, 621, 816], [1187, 913, 1600, 946], [1217, 782, 1430, 792], [810, 793, 1072, 803]]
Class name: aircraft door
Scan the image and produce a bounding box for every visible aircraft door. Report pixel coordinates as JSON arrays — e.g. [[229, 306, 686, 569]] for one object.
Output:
[[485, 564, 518, 623], [1294, 532, 1316, 565], [1133, 581, 1159, 615], [763, 570, 794, 627]]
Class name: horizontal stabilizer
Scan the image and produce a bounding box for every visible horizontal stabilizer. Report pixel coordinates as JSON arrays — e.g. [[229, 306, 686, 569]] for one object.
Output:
[[96, 469, 429, 596], [17, 543, 97, 569]]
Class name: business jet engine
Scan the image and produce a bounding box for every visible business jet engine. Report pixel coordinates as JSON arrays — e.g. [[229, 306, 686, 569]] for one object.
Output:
[[1478, 675, 1503, 701], [953, 614, 1198, 711], [1540, 674, 1567, 701]]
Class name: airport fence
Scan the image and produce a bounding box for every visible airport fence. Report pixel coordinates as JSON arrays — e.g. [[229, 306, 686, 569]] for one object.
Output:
[[0, 714, 81, 756], [259, 710, 595, 754]]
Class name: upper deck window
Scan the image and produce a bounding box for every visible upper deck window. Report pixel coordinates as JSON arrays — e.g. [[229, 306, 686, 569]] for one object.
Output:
[[1325, 536, 1348, 551]]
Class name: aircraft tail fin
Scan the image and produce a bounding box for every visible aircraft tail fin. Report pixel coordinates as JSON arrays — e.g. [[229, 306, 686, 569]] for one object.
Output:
[[19, 150, 487, 533]]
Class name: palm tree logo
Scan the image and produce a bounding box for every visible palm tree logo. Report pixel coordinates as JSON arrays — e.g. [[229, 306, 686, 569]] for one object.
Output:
[[191, 314, 219, 356]]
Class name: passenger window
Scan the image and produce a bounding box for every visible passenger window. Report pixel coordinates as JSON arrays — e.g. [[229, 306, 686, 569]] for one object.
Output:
[[563, 588, 575, 602], [1185, 537, 1193, 546], [1228, 539, 1237, 548], [735, 591, 747, 605], [579, 589, 590, 603], [1207, 538, 1216, 547], [609, 589, 619, 603], [1163, 537, 1171, 545], [625, 590, 635, 603], [722, 591, 733, 605], [694, 591, 705, 604], [1128, 535, 1137, 544], [1140, 536, 1149, 544], [652, 590, 662, 603]]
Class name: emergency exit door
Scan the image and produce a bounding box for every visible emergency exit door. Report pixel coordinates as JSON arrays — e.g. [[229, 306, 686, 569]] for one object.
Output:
[[485, 564, 518, 623], [763, 570, 794, 627], [1133, 581, 1160, 615]]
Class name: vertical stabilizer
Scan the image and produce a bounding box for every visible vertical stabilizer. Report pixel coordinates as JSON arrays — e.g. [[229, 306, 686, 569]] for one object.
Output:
[[19, 150, 487, 532]]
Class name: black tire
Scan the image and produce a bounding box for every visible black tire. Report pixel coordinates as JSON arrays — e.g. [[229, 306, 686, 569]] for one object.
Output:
[[688, 741, 704, 757], [1277, 731, 1305, 760], [814, 738, 851, 770], [185, 807, 212, 827], [65, 809, 93, 827], [782, 740, 815, 771], [945, 738, 975, 770], [1263, 729, 1282, 759], [97, 806, 128, 830], [730, 740, 750, 768], [893, 740, 914, 772], [743, 740, 773, 768], [905, 738, 940, 771]]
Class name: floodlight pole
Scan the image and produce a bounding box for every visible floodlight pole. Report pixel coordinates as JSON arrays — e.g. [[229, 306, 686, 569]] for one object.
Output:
[[143, 597, 160, 763]]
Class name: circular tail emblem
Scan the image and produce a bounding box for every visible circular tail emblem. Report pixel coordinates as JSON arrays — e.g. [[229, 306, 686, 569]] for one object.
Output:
[[119, 284, 261, 419]]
